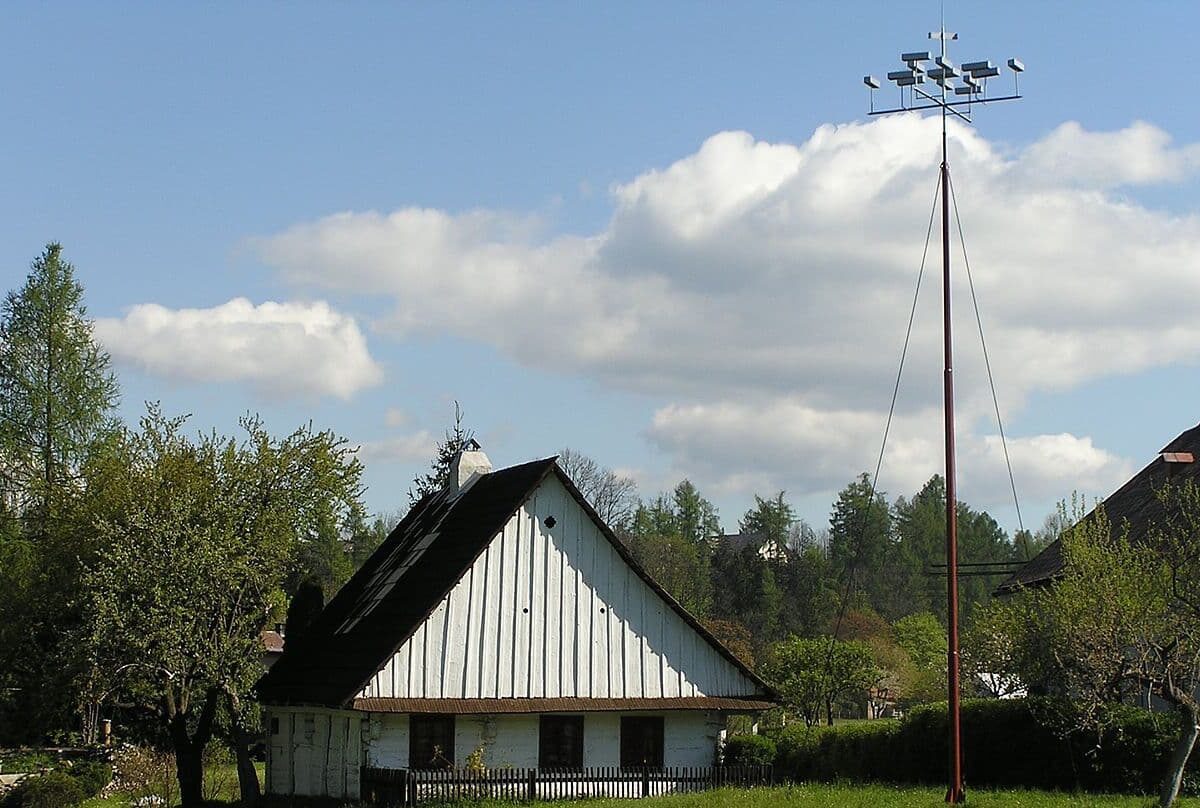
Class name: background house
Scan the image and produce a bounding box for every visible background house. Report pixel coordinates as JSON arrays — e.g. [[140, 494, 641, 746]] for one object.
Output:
[[712, 532, 789, 563], [257, 449, 775, 801], [997, 423, 1200, 595]]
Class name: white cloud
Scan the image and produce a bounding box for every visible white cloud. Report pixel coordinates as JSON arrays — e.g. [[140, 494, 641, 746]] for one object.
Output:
[[96, 297, 382, 399], [357, 430, 436, 465], [253, 117, 1200, 506]]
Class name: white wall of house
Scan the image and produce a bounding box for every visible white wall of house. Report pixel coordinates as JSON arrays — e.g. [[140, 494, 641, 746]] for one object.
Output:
[[265, 707, 364, 800], [360, 475, 759, 702], [363, 711, 725, 770]]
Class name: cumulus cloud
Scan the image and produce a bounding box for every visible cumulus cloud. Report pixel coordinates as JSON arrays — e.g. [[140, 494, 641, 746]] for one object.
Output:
[[356, 430, 436, 465], [252, 117, 1200, 505], [646, 399, 1134, 507], [96, 298, 383, 399]]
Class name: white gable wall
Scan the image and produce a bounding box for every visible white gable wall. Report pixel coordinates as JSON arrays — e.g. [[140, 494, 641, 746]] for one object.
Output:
[[359, 475, 759, 701]]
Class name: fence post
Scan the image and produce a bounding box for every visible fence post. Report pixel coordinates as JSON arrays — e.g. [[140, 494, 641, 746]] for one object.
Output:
[[640, 765, 649, 798], [526, 768, 536, 802]]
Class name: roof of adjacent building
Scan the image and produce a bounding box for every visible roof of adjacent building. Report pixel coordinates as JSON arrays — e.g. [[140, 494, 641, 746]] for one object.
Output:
[[996, 422, 1200, 595], [713, 532, 765, 552], [257, 457, 773, 708], [261, 629, 285, 655]]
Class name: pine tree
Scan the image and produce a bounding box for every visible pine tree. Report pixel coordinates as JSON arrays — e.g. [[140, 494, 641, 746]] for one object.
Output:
[[0, 243, 118, 535], [408, 402, 474, 504]]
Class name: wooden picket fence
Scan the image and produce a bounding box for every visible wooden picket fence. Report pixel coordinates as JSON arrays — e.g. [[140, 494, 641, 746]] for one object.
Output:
[[361, 765, 773, 805]]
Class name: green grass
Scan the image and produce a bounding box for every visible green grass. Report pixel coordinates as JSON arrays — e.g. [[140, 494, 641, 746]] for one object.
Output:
[[465, 785, 1199, 808], [74, 781, 1200, 807], [78, 762, 259, 807]]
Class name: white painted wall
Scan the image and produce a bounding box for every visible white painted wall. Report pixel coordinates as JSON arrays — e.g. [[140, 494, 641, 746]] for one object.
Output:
[[264, 707, 363, 799], [360, 475, 760, 701], [363, 711, 724, 770]]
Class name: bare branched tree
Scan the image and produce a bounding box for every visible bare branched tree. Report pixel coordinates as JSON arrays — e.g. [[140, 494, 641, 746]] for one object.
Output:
[[556, 447, 638, 531]]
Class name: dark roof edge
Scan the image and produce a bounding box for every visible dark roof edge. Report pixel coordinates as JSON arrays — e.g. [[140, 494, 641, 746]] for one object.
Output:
[[548, 465, 778, 701]]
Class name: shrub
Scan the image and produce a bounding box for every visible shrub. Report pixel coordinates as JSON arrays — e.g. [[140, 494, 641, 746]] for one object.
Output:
[[723, 734, 777, 766], [108, 745, 177, 806], [62, 760, 112, 798], [770, 697, 1200, 795], [1, 771, 86, 808]]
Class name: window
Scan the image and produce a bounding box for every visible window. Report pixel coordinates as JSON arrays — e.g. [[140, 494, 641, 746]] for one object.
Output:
[[539, 715, 584, 769], [619, 716, 664, 768], [409, 715, 455, 769]]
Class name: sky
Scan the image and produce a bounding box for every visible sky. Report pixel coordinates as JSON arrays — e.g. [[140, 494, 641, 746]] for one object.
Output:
[[3, 2, 1199, 538]]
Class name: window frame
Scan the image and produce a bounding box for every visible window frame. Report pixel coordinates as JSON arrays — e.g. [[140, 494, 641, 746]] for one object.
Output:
[[409, 714, 456, 770], [538, 715, 585, 770], [619, 715, 664, 769]]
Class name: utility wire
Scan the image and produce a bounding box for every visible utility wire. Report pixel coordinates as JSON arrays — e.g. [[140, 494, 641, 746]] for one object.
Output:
[[819, 174, 941, 699], [947, 171, 1027, 555]]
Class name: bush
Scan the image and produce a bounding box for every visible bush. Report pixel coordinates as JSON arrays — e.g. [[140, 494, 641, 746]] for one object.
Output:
[[771, 697, 1200, 795], [62, 760, 112, 798], [723, 734, 777, 766], [1, 771, 86, 808]]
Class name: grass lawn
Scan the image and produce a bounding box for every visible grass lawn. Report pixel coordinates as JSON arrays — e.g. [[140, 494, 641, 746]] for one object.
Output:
[[71, 780, 1200, 807], [471, 785, 1200, 808], [78, 762, 259, 807]]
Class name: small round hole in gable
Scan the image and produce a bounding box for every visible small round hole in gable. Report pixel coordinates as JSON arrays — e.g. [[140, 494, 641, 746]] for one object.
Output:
[[544, 516, 557, 528]]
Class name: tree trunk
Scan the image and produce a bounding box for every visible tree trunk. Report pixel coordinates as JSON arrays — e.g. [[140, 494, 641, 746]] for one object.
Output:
[[1159, 704, 1199, 808], [167, 688, 219, 808], [825, 699, 834, 726], [228, 691, 261, 808], [171, 735, 205, 808]]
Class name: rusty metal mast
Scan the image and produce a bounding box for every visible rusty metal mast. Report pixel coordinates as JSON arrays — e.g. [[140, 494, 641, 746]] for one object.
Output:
[[864, 25, 1024, 804]]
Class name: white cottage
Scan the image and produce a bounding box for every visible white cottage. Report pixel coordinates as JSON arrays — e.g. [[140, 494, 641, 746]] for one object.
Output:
[[257, 449, 776, 801]]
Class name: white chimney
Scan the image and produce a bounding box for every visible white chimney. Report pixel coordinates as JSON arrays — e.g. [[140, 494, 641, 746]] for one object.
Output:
[[450, 440, 491, 495]]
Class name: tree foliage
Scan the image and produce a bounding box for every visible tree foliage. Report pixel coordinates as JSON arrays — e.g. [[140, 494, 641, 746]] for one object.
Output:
[[626, 483, 719, 617], [84, 407, 364, 806], [978, 498, 1200, 807], [764, 636, 881, 727], [0, 243, 118, 529], [0, 244, 119, 743]]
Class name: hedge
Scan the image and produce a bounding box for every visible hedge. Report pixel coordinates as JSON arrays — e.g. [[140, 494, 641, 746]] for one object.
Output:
[[723, 734, 777, 766], [773, 697, 1199, 795]]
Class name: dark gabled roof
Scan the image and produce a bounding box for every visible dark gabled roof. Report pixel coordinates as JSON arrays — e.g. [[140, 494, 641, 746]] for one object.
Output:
[[258, 457, 774, 708], [257, 458, 557, 706], [996, 422, 1200, 595]]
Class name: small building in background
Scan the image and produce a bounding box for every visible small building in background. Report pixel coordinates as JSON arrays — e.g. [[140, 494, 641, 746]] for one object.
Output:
[[260, 626, 285, 671], [257, 448, 775, 802], [712, 531, 790, 563]]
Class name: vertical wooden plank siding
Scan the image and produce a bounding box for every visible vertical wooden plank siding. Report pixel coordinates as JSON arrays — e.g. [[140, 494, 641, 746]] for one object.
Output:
[[357, 476, 761, 700]]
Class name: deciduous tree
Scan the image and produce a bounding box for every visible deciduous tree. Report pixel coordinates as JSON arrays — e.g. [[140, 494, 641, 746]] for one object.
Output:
[[85, 408, 364, 807]]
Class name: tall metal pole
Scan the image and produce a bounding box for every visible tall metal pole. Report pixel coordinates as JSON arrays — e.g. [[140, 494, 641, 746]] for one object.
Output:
[[938, 24, 964, 802], [863, 29, 1024, 806]]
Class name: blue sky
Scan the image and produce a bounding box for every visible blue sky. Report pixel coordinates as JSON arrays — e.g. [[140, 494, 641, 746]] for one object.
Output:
[[3, 2, 1199, 537]]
